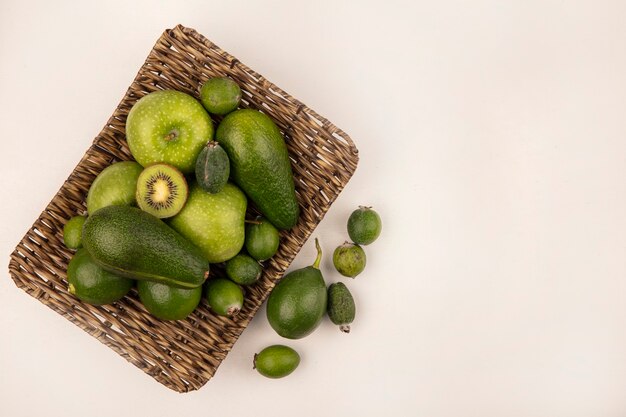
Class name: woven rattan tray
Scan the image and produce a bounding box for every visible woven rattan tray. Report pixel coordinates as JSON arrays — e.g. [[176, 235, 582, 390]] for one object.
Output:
[[8, 25, 358, 392]]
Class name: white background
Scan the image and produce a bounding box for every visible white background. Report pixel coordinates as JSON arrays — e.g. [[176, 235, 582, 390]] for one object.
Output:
[[2, 1, 626, 416]]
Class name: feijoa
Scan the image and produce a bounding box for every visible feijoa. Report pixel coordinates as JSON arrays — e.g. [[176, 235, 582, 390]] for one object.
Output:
[[327, 282, 356, 333], [245, 217, 280, 261], [226, 254, 262, 285], [67, 249, 133, 305], [137, 280, 202, 321], [347, 206, 382, 245], [333, 242, 366, 278], [63, 215, 86, 249], [195, 142, 230, 194], [205, 278, 244, 317], [86, 161, 143, 215], [254, 345, 300, 379], [200, 77, 241, 115]]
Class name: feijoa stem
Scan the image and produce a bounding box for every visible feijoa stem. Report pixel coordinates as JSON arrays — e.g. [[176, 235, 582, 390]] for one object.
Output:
[[340, 325, 351, 333], [312, 238, 322, 269]]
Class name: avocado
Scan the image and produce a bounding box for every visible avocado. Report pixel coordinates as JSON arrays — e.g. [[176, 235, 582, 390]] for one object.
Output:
[[216, 109, 299, 229], [327, 282, 356, 333], [67, 249, 134, 305], [169, 182, 247, 263], [266, 238, 327, 339], [82, 205, 209, 288]]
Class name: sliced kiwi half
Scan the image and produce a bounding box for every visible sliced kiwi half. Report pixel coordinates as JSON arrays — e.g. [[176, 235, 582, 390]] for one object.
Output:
[[136, 163, 188, 218]]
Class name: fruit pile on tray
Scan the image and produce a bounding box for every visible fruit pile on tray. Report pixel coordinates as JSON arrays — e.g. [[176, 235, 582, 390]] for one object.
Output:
[[61, 75, 381, 379]]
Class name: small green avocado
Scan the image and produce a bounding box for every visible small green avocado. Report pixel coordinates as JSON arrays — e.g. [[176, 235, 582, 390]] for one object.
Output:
[[254, 345, 300, 379], [327, 282, 356, 333], [333, 242, 366, 278], [67, 249, 133, 305], [266, 238, 327, 339]]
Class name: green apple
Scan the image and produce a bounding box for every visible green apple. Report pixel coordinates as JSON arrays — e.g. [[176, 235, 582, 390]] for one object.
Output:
[[169, 182, 247, 263], [87, 161, 143, 214], [126, 90, 213, 173]]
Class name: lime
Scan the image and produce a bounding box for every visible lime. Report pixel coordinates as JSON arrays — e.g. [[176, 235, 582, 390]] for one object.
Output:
[[63, 215, 86, 249], [67, 249, 133, 305], [226, 254, 262, 285], [199, 77, 241, 115], [137, 280, 202, 320]]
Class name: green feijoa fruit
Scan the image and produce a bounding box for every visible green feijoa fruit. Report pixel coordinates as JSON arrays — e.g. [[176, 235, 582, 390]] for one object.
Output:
[[245, 217, 280, 261], [136, 163, 188, 218], [226, 254, 262, 285], [266, 239, 327, 339], [82, 205, 209, 289], [137, 280, 202, 320], [204, 278, 244, 317], [347, 206, 382, 245], [67, 249, 133, 305], [199, 77, 241, 115], [327, 282, 356, 333], [86, 161, 143, 214], [333, 242, 366, 278], [254, 345, 300, 379], [126, 90, 213, 174], [63, 215, 86, 249], [195, 142, 230, 194]]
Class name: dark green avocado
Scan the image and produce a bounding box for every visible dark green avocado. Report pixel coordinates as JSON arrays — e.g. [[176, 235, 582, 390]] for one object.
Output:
[[82, 205, 209, 288], [216, 109, 299, 229]]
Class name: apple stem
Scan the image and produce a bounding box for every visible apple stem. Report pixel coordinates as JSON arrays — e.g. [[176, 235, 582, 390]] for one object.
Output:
[[164, 129, 179, 142]]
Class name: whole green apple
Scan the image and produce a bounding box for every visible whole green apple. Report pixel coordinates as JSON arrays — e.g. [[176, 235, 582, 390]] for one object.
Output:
[[126, 90, 213, 173]]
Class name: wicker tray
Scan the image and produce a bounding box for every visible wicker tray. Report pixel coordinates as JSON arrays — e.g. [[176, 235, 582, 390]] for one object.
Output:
[[8, 25, 358, 392]]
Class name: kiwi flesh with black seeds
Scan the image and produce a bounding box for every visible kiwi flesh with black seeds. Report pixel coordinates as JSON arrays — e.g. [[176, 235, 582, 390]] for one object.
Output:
[[136, 163, 188, 218]]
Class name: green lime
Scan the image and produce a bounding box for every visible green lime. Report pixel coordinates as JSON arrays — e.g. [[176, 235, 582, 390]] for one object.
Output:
[[254, 345, 300, 379], [347, 206, 382, 245], [226, 254, 262, 285], [67, 249, 133, 305], [245, 217, 280, 261], [63, 215, 86, 249], [137, 280, 202, 320], [333, 242, 366, 278], [204, 278, 244, 317], [199, 77, 241, 115]]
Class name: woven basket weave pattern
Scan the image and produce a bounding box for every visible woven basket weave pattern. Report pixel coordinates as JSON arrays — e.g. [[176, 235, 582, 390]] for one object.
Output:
[[8, 25, 358, 392]]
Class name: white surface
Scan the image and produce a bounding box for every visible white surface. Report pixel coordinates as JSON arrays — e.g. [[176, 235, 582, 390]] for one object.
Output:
[[2, 0, 626, 415]]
